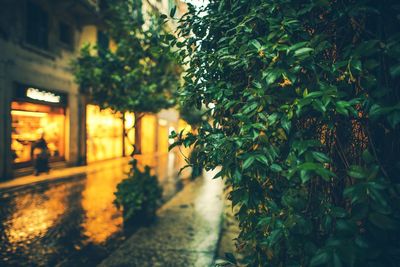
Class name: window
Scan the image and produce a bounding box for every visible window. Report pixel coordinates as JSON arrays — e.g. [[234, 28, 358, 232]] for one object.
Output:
[[59, 22, 73, 47], [86, 105, 123, 163], [26, 1, 49, 49]]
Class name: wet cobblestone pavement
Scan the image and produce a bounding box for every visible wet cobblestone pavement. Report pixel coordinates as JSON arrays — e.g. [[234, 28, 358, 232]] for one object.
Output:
[[0, 153, 188, 267]]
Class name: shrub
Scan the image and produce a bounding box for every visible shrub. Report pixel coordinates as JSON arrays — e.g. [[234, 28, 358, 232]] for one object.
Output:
[[114, 159, 163, 224], [188, 146, 203, 180], [174, 1, 400, 266]]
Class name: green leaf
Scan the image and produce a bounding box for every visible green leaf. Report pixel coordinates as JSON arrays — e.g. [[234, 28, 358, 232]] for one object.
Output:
[[294, 47, 314, 57], [288, 41, 308, 52], [355, 235, 369, 249], [242, 156, 255, 169], [310, 250, 330, 266], [336, 219, 356, 234], [297, 162, 334, 181], [335, 101, 350, 116], [267, 113, 279, 124], [268, 229, 283, 246], [170, 5, 177, 17], [315, 167, 335, 181], [249, 39, 262, 50], [242, 102, 258, 114], [333, 253, 343, 267], [362, 150, 374, 163], [331, 207, 347, 218], [256, 155, 269, 165], [344, 184, 367, 204], [300, 169, 311, 183], [347, 165, 366, 179], [369, 104, 383, 118], [390, 63, 400, 78], [369, 212, 398, 230], [297, 162, 320, 171], [314, 99, 327, 113], [264, 69, 282, 85], [304, 91, 324, 99], [213, 169, 224, 179], [388, 110, 400, 128], [270, 163, 282, 172], [281, 117, 291, 133], [168, 142, 180, 151], [351, 59, 362, 72], [311, 151, 330, 163]]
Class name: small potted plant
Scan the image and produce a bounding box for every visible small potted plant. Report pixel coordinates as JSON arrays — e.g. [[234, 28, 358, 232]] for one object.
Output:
[[114, 159, 163, 225]]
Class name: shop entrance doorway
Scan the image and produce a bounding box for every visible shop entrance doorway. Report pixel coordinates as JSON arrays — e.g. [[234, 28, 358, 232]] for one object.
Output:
[[11, 101, 66, 167]]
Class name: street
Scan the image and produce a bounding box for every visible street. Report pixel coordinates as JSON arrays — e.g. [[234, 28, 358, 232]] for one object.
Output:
[[0, 153, 188, 266]]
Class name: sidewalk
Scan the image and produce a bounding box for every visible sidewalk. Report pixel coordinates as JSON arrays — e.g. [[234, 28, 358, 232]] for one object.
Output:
[[0, 157, 129, 193], [99, 169, 225, 267], [0, 152, 189, 194]]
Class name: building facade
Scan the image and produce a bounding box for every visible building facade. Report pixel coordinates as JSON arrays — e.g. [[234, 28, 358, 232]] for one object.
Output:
[[0, 0, 187, 180], [0, 0, 101, 178]]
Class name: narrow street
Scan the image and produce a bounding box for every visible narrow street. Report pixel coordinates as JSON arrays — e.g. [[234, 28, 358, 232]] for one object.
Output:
[[0, 153, 189, 267]]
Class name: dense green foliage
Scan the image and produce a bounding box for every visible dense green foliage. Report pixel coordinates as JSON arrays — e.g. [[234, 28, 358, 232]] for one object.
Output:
[[114, 159, 162, 223], [178, 103, 204, 128], [174, 1, 400, 266], [73, 0, 180, 113], [74, 0, 181, 154]]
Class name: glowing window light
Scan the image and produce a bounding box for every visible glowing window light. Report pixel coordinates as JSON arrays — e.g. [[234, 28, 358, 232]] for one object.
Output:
[[26, 88, 61, 103], [125, 113, 135, 128], [158, 119, 168, 126], [11, 110, 48, 117]]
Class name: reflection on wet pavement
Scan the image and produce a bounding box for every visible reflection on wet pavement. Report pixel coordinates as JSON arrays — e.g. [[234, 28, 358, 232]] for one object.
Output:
[[0, 152, 188, 267], [97, 169, 224, 267], [81, 167, 124, 245]]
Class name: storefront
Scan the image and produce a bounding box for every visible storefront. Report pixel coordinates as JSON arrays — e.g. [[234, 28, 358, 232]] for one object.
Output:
[[86, 104, 124, 163], [141, 115, 157, 154], [11, 84, 68, 168]]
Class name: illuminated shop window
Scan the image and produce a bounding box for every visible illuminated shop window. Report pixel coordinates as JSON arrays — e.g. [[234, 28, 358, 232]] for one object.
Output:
[[141, 115, 157, 154], [11, 102, 65, 164], [157, 119, 169, 154], [86, 105, 123, 163]]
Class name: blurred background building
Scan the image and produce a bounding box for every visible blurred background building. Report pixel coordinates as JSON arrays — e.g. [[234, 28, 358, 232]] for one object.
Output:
[[0, 0, 187, 179]]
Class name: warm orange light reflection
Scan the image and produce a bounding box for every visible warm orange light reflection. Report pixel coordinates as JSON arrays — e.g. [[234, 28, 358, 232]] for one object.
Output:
[[5, 187, 67, 244], [81, 163, 126, 244]]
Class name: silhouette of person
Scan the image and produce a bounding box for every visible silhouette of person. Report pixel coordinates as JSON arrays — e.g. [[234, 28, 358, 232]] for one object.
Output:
[[31, 133, 50, 176]]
